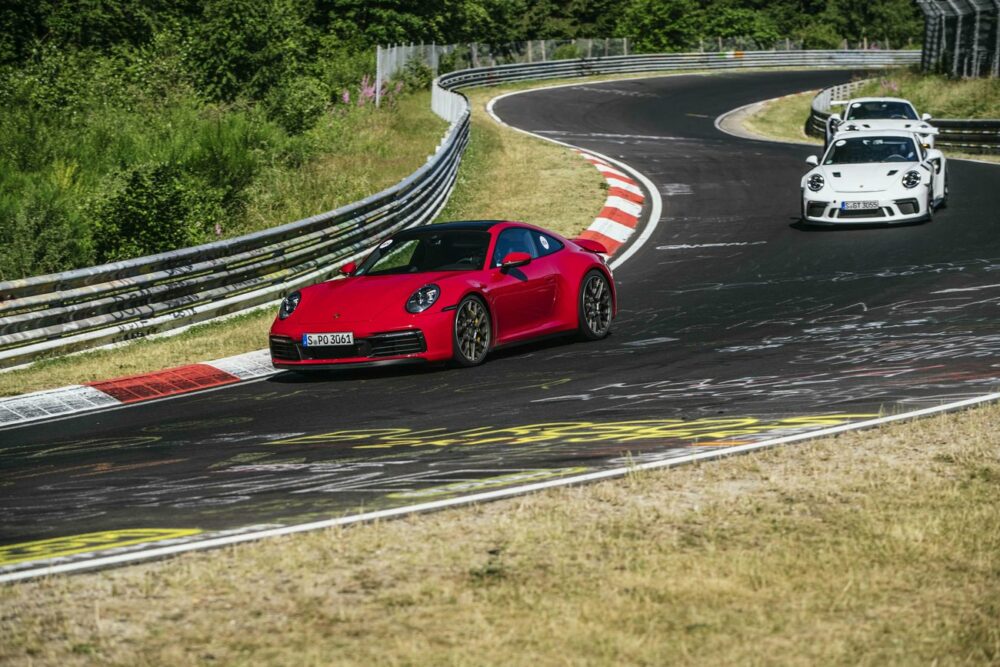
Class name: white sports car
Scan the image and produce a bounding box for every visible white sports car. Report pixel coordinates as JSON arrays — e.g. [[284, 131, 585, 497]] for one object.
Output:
[[801, 130, 948, 226], [827, 97, 937, 147]]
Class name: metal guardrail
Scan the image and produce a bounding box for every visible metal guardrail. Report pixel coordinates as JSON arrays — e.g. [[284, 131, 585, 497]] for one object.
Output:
[[0, 49, 921, 370], [437, 50, 921, 88], [808, 79, 1000, 153]]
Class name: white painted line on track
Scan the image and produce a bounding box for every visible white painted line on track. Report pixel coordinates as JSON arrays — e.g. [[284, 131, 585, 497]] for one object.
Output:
[[932, 284, 1000, 294], [4, 391, 998, 583], [657, 241, 768, 250]]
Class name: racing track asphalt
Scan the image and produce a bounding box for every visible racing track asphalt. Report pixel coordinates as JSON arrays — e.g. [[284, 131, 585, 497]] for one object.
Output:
[[4, 69, 1000, 572]]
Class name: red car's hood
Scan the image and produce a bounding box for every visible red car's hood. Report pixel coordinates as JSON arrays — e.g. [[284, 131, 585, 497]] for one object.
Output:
[[300, 272, 458, 322]]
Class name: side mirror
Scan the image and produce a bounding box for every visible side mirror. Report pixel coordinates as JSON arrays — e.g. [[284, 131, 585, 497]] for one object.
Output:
[[500, 251, 532, 270], [922, 113, 933, 121], [339, 261, 357, 276], [829, 113, 842, 122], [805, 155, 819, 167]]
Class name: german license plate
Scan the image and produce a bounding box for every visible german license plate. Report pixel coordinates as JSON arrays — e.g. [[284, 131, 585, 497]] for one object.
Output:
[[302, 332, 354, 347], [842, 200, 879, 211]]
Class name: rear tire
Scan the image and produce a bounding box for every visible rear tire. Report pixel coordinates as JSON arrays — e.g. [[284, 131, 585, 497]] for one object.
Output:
[[578, 270, 613, 340], [452, 295, 491, 367]]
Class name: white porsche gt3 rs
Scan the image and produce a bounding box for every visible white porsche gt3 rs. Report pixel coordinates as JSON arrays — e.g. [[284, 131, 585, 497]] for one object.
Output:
[[826, 97, 938, 148], [801, 130, 948, 226]]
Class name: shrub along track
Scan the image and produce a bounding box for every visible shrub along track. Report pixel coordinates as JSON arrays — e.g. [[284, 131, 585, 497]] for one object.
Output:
[[2, 69, 1000, 581]]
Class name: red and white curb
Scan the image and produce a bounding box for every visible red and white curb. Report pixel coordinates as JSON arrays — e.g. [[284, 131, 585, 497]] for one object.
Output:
[[575, 150, 645, 255], [0, 349, 277, 429]]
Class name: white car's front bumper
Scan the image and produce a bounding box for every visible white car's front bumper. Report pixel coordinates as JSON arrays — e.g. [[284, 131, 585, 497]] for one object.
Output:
[[801, 193, 929, 225]]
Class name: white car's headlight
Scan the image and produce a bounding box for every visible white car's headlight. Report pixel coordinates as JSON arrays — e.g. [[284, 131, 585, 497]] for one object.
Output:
[[902, 170, 921, 189], [279, 291, 301, 320], [406, 284, 440, 313], [807, 174, 825, 192]]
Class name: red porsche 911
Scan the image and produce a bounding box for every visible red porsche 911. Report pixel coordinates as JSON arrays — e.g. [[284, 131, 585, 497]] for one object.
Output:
[[268, 220, 616, 370]]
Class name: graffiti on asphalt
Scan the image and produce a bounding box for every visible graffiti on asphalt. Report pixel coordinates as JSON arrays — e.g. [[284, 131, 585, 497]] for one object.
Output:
[[386, 467, 590, 500], [269, 415, 876, 450]]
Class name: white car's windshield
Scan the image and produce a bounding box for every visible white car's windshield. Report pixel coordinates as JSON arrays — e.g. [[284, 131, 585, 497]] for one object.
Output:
[[823, 136, 920, 165], [845, 101, 918, 121]]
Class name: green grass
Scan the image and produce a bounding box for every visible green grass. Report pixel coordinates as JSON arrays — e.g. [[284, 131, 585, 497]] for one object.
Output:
[[855, 70, 1000, 119]]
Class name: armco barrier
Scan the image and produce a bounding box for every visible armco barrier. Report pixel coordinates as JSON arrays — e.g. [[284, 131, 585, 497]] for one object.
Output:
[[0, 49, 920, 369], [808, 79, 1000, 153]]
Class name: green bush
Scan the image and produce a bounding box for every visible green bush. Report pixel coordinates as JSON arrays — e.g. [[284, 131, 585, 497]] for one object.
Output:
[[265, 75, 330, 134], [185, 0, 310, 103], [0, 181, 92, 280], [91, 163, 226, 263], [401, 58, 434, 91], [551, 43, 582, 60], [796, 22, 843, 50]]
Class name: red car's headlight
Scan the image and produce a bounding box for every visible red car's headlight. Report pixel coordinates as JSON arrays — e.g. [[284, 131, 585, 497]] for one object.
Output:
[[406, 284, 440, 313], [279, 291, 301, 319]]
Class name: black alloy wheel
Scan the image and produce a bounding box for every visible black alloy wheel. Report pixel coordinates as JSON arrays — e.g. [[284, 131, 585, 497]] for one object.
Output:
[[578, 270, 613, 340], [452, 295, 491, 366]]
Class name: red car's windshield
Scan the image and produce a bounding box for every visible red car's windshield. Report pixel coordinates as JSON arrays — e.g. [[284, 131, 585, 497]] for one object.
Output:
[[357, 230, 491, 276]]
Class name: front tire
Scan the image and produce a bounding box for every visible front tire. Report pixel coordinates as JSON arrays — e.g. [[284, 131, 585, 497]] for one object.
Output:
[[452, 295, 491, 367], [578, 270, 613, 340]]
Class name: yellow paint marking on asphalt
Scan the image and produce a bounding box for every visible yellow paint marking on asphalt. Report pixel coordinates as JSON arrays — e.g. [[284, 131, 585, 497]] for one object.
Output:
[[271, 415, 878, 450], [0, 529, 203, 566]]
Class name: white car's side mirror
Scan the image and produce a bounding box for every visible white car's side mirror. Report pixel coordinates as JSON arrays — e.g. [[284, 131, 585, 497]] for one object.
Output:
[[805, 155, 819, 167], [922, 113, 933, 121], [829, 113, 842, 122]]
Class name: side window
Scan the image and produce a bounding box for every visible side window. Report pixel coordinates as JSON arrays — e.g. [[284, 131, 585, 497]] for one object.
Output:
[[535, 232, 563, 258], [491, 228, 538, 267]]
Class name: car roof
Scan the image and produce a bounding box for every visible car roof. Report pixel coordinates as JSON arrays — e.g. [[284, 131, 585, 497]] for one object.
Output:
[[846, 97, 915, 105], [422, 220, 502, 231], [830, 128, 921, 139]]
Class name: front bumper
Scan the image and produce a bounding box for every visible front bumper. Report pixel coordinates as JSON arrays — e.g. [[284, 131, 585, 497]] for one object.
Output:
[[802, 195, 928, 225], [269, 310, 456, 369]]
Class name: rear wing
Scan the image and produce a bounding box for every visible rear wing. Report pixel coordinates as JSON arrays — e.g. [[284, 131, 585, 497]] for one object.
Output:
[[572, 238, 608, 255]]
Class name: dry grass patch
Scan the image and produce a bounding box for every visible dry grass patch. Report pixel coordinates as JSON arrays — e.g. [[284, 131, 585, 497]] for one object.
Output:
[[2, 403, 999, 665], [436, 87, 606, 238], [742, 90, 822, 146]]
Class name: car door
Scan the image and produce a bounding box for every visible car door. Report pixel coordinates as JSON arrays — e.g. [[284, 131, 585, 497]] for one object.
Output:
[[488, 227, 559, 343]]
